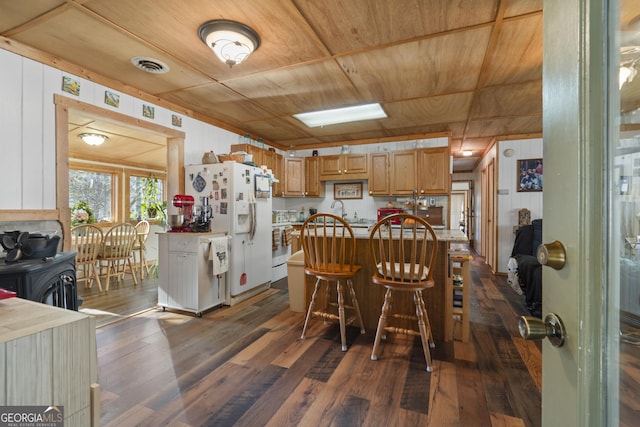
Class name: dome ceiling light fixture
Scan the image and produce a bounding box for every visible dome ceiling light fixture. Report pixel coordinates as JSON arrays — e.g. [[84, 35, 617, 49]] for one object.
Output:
[[78, 133, 108, 146], [199, 19, 261, 67]]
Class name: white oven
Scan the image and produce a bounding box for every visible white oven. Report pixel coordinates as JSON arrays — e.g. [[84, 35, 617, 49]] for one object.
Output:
[[271, 222, 293, 282]]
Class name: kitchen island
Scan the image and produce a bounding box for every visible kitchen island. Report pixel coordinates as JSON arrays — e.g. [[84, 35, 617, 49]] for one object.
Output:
[[157, 232, 228, 316], [292, 227, 468, 342]]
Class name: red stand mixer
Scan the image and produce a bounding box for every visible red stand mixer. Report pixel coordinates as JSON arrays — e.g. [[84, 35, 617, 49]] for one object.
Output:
[[169, 194, 194, 232]]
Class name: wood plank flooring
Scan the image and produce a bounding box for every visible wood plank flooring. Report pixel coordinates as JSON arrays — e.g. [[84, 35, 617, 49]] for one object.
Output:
[[91, 251, 542, 426]]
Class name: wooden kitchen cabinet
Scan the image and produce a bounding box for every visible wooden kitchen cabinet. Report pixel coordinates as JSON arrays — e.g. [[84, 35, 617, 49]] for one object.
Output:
[[368, 152, 391, 196], [390, 150, 418, 195], [281, 157, 305, 197], [271, 152, 283, 197], [304, 156, 324, 197], [388, 147, 450, 196], [263, 148, 276, 170], [319, 154, 368, 180], [230, 143, 263, 165], [417, 146, 450, 195]]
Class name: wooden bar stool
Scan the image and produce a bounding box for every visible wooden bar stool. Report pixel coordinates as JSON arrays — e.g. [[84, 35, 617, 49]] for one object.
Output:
[[300, 213, 365, 351], [369, 213, 438, 372]]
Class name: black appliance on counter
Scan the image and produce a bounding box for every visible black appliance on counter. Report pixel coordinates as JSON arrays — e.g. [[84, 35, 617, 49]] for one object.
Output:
[[0, 252, 79, 311]]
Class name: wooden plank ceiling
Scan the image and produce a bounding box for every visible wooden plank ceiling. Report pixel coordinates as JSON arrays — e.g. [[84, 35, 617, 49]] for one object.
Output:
[[0, 0, 545, 171]]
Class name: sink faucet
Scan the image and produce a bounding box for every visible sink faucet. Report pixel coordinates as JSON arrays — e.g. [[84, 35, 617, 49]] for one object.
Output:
[[331, 200, 346, 219], [411, 189, 418, 216]]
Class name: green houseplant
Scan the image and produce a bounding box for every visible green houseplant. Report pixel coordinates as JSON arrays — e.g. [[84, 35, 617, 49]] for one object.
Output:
[[141, 177, 167, 225], [71, 200, 96, 226]]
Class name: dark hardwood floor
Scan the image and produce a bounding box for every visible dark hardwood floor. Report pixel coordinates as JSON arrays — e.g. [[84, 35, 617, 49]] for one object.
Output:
[[91, 251, 542, 427]]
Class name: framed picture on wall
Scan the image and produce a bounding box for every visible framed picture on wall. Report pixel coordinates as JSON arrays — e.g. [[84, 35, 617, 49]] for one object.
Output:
[[517, 158, 543, 192], [334, 182, 363, 199]]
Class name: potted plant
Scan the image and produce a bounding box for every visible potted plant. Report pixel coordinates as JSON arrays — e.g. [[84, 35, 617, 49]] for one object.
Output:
[[141, 177, 167, 225], [71, 200, 96, 226]]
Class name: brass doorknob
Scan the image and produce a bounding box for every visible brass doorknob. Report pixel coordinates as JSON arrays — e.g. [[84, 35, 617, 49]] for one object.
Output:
[[537, 240, 566, 270], [518, 313, 566, 347]]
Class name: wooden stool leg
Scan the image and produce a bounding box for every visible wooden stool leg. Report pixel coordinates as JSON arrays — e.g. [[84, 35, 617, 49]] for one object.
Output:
[[347, 280, 365, 334], [337, 281, 347, 351], [371, 289, 392, 361], [414, 291, 433, 372], [301, 278, 321, 339], [417, 290, 435, 348]]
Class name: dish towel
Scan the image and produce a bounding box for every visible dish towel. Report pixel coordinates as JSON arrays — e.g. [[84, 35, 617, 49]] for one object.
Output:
[[272, 228, 280, 251], [209, 236, 229, 275], [282, 226, 292, 247]]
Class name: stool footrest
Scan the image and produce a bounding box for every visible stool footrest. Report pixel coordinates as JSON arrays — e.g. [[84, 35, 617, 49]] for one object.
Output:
[[384, 326, 421, 337]]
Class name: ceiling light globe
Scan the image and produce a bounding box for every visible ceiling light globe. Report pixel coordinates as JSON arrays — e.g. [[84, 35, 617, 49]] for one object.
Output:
[[199, 20, 260, 67], [78, 133, 108, 146]]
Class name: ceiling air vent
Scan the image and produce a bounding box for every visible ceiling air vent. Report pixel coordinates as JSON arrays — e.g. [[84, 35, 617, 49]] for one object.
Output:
[[131, 57, 170, 74]]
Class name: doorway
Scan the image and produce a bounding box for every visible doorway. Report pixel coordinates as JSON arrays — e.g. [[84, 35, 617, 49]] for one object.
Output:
[[54, 95, 185, 324], [451, 180, 473, 246]]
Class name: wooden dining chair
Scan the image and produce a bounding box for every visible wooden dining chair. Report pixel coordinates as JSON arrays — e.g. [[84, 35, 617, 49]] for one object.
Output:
[[132, 220, 150, 280], [99, 223, 138, 291], [300, 213, 365, 351], [368, 213, 438, 371], [71, 224, 104, 292]]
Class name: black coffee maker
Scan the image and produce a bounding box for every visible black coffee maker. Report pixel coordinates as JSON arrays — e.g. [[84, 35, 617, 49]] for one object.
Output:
[[192, 196, 212, 232]]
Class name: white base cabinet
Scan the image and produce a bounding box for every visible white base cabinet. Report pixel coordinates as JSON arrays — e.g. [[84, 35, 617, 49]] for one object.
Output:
[[158, 233, 227, 316]]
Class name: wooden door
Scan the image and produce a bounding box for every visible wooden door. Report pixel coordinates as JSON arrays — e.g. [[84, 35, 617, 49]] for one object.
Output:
[[342, 154, 368, 178], [319, 155, 341, 180], [368, 152, 390, 196], [486, 158, 495, 270], [390, 151, 417, 195], [417, 147, 450, 195], [304, 156, 323, 197], [283, 157, 305, 197], [272, 153, 283, 197]]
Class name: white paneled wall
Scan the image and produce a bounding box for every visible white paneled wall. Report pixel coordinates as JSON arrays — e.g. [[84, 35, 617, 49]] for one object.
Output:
[[0, 48, 241, 210], [496, 139, 543, 272]]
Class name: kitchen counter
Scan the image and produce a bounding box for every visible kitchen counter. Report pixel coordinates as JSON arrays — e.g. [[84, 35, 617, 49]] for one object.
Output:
[[291, 228, 468, 341], [0, 297, 98, 426]]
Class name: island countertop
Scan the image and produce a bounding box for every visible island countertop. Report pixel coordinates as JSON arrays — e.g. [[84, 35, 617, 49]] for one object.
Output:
[[292, 227, 468, 342], [291, 227, 467, 242]]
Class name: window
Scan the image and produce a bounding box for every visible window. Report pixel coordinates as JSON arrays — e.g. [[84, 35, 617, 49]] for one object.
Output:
[[69, 169, 113, 222], [130, 176, 165, 221]]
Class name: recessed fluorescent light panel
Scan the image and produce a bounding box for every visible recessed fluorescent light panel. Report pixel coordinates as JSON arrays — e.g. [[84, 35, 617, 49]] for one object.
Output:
[[293, 103, 387, 128]]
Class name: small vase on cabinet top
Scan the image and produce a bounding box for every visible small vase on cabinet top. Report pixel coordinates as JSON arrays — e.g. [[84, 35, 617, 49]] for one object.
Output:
[[202, 151, 218, 164]]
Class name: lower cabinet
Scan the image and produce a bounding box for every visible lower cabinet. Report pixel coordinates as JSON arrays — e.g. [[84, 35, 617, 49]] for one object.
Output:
[[0, 298, 98, 427], [158, 233, 226, 316]]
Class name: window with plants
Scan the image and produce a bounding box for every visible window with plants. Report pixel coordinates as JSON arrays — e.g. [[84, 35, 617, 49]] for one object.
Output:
[[130, 175, 166, 224], [69, 169, 112, 223]]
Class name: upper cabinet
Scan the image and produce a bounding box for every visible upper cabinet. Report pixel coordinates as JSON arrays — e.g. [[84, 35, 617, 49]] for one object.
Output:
[[390, 151, 418, 195], [271, 152, 283, 197], [230, 143, 449, 197], [416, 147, 450, 195], [368, 152, 391, 196], [319, 154, 368, 181], [230, 143, 264, 165], [281, 157, 305, 197], [387, 147, 451, 196], [304, 156, 324, 197]]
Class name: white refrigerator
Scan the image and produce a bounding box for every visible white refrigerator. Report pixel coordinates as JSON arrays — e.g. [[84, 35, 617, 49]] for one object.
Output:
[[185, 161, 272, 305]]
